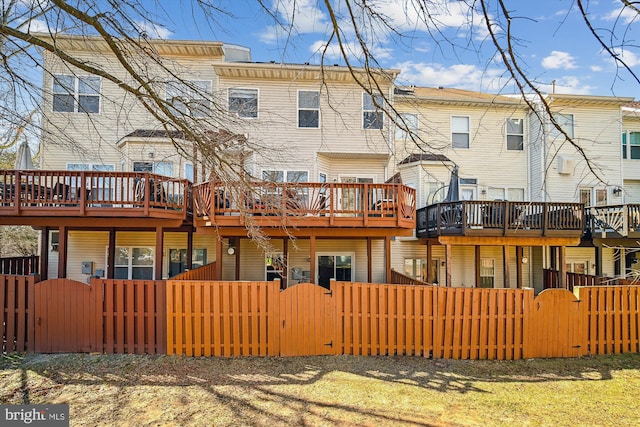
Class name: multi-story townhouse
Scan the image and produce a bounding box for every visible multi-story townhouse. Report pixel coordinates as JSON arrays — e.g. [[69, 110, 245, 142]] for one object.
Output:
[[389, 87, 634, 291], [0, 35, 416, 286]]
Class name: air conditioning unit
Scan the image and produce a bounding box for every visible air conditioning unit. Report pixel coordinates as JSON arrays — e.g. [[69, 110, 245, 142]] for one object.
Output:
[[557, 156, 576, 175]]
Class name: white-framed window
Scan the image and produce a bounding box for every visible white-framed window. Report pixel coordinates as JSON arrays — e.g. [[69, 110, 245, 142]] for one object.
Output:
[[184, 163, 194, 182], [66, 163, 115, 200], [550, 113, 574, 139], [228, 88, 258, 118], [50, 230, 59, 252], [480, 258, 495, 288], [404, 258, 427, 282], [165, 80, 211, 117], [580, 187, 607, 206], [451, 116, 470, 148], [395, 113, 418, 139], [506, 118, 524, 151], [427, 181, 445, 205], [133, 161, 174, 177], [262, 170, 308, 182], [486, 187, 525, 201], [298, 90, 320, 128], [113, 247, 154, 280], [319, 173, 327, 183], [53, 74, 100, 113], [363, 93, 384, 130], [460, 178, 477, 200], [622, 131, 640, 160]]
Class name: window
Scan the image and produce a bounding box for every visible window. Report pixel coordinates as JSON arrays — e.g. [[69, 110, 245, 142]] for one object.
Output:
[[50, 230, 59, 252], [451, 116, 470, 148], [66, 163, 115, 201], [262, 170, 308, 182], [229, 88, 258, 118], [506, 118, 524, 150], [133, 161, 174, 177], [550, 113, 574, 139], [427, 182, 444, 205], [480, 258, 495, 288], [507, 188, 525, 201], [404, 258, 427, 282], [166, 80, 211, 117], [53, 74, 100, 113], [185, 163, 194, 182], [487, 188, 505, 200], [622, 131, 640, 159], [580, 188, 607, 206], [395, 113, 418, 139], [114, 247, 154, 280], [487, 187, 525, 201], [363, 93, 384, 129], [168, 248, 207, 277], [298, 90, 319, 128]]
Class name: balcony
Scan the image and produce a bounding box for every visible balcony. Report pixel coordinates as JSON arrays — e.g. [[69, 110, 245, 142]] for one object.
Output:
[[0, 170, 192, 227], [587, 204, 640, 238], [417, 200, 584, 239], [193, 181, 416, 234]]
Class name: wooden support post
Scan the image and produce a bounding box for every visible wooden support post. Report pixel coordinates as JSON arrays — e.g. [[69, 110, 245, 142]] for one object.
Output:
[[40, 227, 49, 280], [58, 225, 67, 279], [475, 246, 481, 288], [215, 237, 223, 280], [309, 236, 316, 284], [367, 237, 373, 283], [107, 228, 116, 279], [595, 246, 602, 276], [186, 229, 193, 270], [558, 246, 567, 289], [445, 244, 452, 287], [282, 237, 288, 287], [504, 245, 511, 289], [155, 227, 163, 280], [235, 237, 241, 281], [384, 236, 391, 284], [426, 241, 433, 284], [516, 246, 523, 289]]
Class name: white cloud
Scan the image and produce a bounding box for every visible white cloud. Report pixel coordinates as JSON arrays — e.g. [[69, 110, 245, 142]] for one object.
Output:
[[19, 18, 50, 33], [542, 51, 578, 70], [603, 4, 638, 24], [134, 21, 173, 39], [590, 65, 603, 72], [308, 40, 393, 63], [538, 76, 595, 95], [259, 0, 328, 43], [615, 49, 640, 67], [393, 61, 509, 93]]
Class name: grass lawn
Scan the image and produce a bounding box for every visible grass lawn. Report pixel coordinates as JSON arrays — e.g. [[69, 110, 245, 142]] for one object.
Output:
[[1, 352, 640, 426]]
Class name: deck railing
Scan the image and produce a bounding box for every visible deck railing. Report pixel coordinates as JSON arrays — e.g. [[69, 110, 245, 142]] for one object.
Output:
[[587, 204, 640, 237], [389, 269, 432, 286], [0, 170, 192, 218], [417, 200, 584, 238], [543, 269, 637, 292], [0, 255, 39, 275], [193, 181, 416, 226]]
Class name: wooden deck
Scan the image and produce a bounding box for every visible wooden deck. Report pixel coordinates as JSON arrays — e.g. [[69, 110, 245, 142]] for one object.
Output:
[[587, 204, 640, 238], [193, 181, 416, 236], [0, 170, 191, 227], [417, 200, 585, 239]]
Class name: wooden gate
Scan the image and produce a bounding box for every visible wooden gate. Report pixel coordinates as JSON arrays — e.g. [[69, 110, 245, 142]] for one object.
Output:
[[35, 279, 92, 353], [525, 289, 586, 358], [279, 283, 334, 356]]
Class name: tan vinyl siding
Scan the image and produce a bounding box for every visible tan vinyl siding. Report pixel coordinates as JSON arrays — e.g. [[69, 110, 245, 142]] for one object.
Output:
[[65, 231, 110, 282]]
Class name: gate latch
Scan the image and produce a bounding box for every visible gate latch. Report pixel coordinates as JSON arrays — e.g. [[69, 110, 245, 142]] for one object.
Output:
[[324, 340, 333, 347]]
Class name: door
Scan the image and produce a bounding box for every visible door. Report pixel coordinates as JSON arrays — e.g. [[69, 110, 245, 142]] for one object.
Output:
[[279, 283, 334, 356], [339, 176, 374, 215], [35, 279, 93, 353], [317, 254, 353, 289]]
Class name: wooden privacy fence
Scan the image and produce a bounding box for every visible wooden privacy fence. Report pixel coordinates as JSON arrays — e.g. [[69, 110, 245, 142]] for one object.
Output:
[[4, 276, 640, 359], [35, 278, 166, 354], [1, 275, 37, 353]]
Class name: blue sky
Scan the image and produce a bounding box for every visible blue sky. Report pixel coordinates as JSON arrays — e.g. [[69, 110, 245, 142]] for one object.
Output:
[[142, 1, 639, 100]]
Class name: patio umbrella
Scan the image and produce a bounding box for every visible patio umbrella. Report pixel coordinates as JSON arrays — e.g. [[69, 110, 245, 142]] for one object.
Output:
[[14, 140, 34, 170], [444, 166, 460, 202]]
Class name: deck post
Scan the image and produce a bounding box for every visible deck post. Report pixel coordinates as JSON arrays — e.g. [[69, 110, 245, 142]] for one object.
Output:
[[503, 245, 511, 288], [426, 240, 433, 283], [445, 244, 452, 287], [155, 227, 163, 280], [595, 246, 602, 276], [40, 227, 49, 280], [367, 237, 372, 283], [215, 237, 223, 280], [558, 246, 567, 289], [107, 228, 116, 279], [186, 229, 193, 270], [58, 225, 67, 279], [309, 235, 316, 284], [384, 236, 391, 283], [516, 246, 523, 289], [475, 245, 480, 288]]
